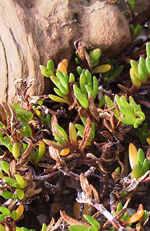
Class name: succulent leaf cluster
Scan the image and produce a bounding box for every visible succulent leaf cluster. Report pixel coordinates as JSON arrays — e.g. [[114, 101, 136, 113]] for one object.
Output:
[[73, 70, 98, 109], [115, 202, 147, 225], [103, 59, 124, 82], [69, 214, 100, 231], [130, 24, 142, 41], [105, 95, 145, 128], [130, 42, 150, 88], [137, 123, 150, 145], [129, 143, 149, 179]]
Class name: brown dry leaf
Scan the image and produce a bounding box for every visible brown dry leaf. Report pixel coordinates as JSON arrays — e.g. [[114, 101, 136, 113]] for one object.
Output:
[[24, 182, 42, 199], [61, 153, 80, 161], [60, 210, 90, 227], [100, 131, 113, 141], [46, 217, 55, 230], [146, 147, 150, 161], [48, 217, 63, 231], [88, 94, 100, 124], [9, 159, 17, 178], [51, 114, 60, 136], [4, 217, 16, 231], [36, 163, 54, 169], [110, 113, 115, 130], [2, 103, 17, 133], [23, 172, 33, 187], [84, 49, 93, 70], [78, 107, 89, 119], [79, 117, 92, 153], [111, 172, 122, 183], [8, 105, 18, 133], [103, 118, 113, 132], [2, 102, 11, 128], [77, 41, 85, 60], [0, 104, 7, 126], [8, 199, 18, 211], [90, 184, 99, 203], [115, 132, 124, 141], [80, 173, 92, 199], [49, 145, 61, 162], [98, 159, 109, 174]]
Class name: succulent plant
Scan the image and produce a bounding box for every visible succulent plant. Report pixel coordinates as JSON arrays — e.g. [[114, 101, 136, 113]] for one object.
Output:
[[130, 24, 142, 41], [130, 42, 150, 88], [105, 95, 145, 128], [73, 70, 98, 109], [137, 123, 150, 145], [129, 143, 149, 179], [69, 214, 100, 231]]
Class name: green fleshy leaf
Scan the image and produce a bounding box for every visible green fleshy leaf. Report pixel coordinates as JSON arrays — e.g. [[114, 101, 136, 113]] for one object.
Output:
[[16, 189, 25, 200], [58, 82, 68, 95], [0, 207, 11, 215], [85, 70, 92, 86], [0, 160, 10, 174], [121, 212, 130, 222], [11, 210, 18, 220], [142, 159, 149, 175], [131, 164, 142, 179], [146, 57, 150, 75], [39, 65, 53, 78], [13, 143, 20, 159], [119, 116, 135, 126], [4, 177, 17, 187], [50, 76, 60, 88], [137, 149, 145, 164], [132, 24, 142, 40], [120, 96, 133, 112], [0, 224, 5, 231], [35, 141, 46, 164], [85, 85, 94, 99], [21, 228, 30, 231], [55, 125, 68, 142], [146, 42, 150, 58], [56, 70, 68, 90], [89, 48, 101, 62], [0, 214, 6, 221], [77, 66, 83, 75], [119, 106, 135, 119], [47, 60, 54, 72], [75, 93, 89, 109], [69, 225, 88, 231], [69, 73, 75, 82], [75, 124, 84, 138], [84, 215, 100, 229], [91, 64, 111, 74], [15, 174, 26, 188], [108, 65, 124, 81], [54, 88, 67, 99], [138, 62, 147, 83], [2, 191, 13, 199], [49, 94, 68, 104], [41, 223, 47, 231], [80, 73, 87, 95], [92, 76, 98, 100], [116, 203, 123, 213]]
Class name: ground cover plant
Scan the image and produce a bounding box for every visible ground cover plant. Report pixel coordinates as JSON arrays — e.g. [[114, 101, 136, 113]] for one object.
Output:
[[1, 1, 150, 231]]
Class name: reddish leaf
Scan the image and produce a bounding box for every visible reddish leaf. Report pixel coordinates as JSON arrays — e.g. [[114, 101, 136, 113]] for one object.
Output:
[[79, 117, 92, 153]]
